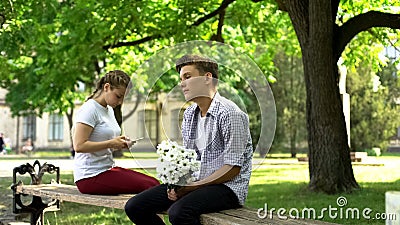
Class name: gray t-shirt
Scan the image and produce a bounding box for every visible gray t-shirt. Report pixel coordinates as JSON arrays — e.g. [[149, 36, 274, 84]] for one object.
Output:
[[73, 99, 121, 182]]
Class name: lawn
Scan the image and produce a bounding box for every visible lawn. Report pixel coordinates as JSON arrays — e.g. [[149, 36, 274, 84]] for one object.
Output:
[[1, 153, 399, 225]]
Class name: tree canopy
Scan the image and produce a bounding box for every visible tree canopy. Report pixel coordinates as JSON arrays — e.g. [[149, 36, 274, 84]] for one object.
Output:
[[1, 0, 399, 194]]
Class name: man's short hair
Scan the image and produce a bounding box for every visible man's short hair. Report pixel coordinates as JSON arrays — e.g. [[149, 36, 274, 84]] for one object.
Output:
[[175, 55, 219, 83]]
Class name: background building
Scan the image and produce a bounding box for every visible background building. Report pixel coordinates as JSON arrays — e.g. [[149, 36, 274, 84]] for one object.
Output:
[[0, 88, 186, 152]]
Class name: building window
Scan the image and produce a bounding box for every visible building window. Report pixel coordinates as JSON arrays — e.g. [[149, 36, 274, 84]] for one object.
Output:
[[170, 108, 185, 142], [138, 109, 157, 141], [23, 115, 36, 141], [48, 114, 64, 141]]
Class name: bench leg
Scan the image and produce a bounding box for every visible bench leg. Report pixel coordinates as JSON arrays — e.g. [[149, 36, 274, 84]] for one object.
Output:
[[31, 213, 43, 225], [14, 194, 59, 225], [11, 160, 61, 225], [29, 197, 46, 225]]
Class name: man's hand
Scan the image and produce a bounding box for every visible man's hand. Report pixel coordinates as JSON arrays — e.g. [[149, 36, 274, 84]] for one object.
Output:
[[167, 188, 178, 201], [166, 165, 240, 201], [167, 185, 198, 201]]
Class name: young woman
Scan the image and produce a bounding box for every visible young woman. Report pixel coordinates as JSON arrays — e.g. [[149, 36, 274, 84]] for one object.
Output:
[[72, 70, 159, 195]]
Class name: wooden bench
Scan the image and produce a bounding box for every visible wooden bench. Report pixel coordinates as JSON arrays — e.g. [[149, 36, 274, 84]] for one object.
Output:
[[350, 152, 368, 162], [11, 160, 338, 225], [298, 152, 368, 163]]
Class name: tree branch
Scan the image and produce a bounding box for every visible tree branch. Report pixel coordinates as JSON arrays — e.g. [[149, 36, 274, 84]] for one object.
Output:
[[367, 29, 400, 56], [211, 9, 226, 42], [275, 0, 287, 11], [192, 0, 235, 27], [335, 11, 400, 60], [281, 0, 309, 48], [0, 14, 5, 27], [103, 34, 162, 50], [331, 0, 340, 22], [123, 90, 142, 120], [103, 0, 237, 50]]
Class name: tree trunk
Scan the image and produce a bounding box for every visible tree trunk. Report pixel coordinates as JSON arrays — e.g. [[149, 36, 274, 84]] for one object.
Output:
[[66, 108, 75, 158], [289, 58, 297, 158], [289, 127, 297, 158], [112, 105, 123, 158], [285, 1, 359, 193], [302, 49, 358, 193]]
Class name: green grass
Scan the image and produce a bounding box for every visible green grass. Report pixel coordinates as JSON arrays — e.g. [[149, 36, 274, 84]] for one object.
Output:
[[1, 154, 399, 224], [2, 149, 72, 159], [34, 150, 72, 158], [247, 155, 400, 225]]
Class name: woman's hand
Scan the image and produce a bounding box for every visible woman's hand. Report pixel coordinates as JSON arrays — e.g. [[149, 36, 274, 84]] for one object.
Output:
[[109, 136, 130, 151], [124, 137, 141, 150]]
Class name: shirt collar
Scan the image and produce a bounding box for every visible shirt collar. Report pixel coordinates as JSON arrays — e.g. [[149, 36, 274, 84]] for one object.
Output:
[[204, 92, 222, 118]]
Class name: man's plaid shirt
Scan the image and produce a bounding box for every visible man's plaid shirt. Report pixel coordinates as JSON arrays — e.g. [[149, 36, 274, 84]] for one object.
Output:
[[182, 92, 253, 205]]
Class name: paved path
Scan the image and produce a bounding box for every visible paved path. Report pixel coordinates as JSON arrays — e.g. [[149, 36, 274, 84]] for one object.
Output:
[[0, 158, 159, 178], [0, 155, 387, 178], [0, 157, 271, 178]]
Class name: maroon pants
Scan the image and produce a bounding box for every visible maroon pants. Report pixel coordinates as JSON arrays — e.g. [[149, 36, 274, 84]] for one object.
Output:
[[76, 166, 160, 195]]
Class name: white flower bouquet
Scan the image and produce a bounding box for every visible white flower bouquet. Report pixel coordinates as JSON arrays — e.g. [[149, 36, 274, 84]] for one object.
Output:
[[156, 140, 200, 190]]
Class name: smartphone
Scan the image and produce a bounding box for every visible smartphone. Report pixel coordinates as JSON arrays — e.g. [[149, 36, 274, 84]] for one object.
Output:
[[132, 137, 144, 142], [126, 137, 144, 149]]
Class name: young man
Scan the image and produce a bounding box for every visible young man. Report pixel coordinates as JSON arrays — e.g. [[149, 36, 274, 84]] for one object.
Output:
[[125, 54, 253, 225]]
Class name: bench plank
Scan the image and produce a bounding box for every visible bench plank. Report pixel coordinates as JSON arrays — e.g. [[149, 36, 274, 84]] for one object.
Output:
[[15, 184, 132, 209], [16, 184, 338, 225]]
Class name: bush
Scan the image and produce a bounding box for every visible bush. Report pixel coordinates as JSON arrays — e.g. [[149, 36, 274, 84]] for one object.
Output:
[[365, 148, 381, 156]]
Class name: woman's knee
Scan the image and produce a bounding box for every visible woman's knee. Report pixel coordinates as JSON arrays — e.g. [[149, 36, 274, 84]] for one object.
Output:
[[146, 177, 161, 187]]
